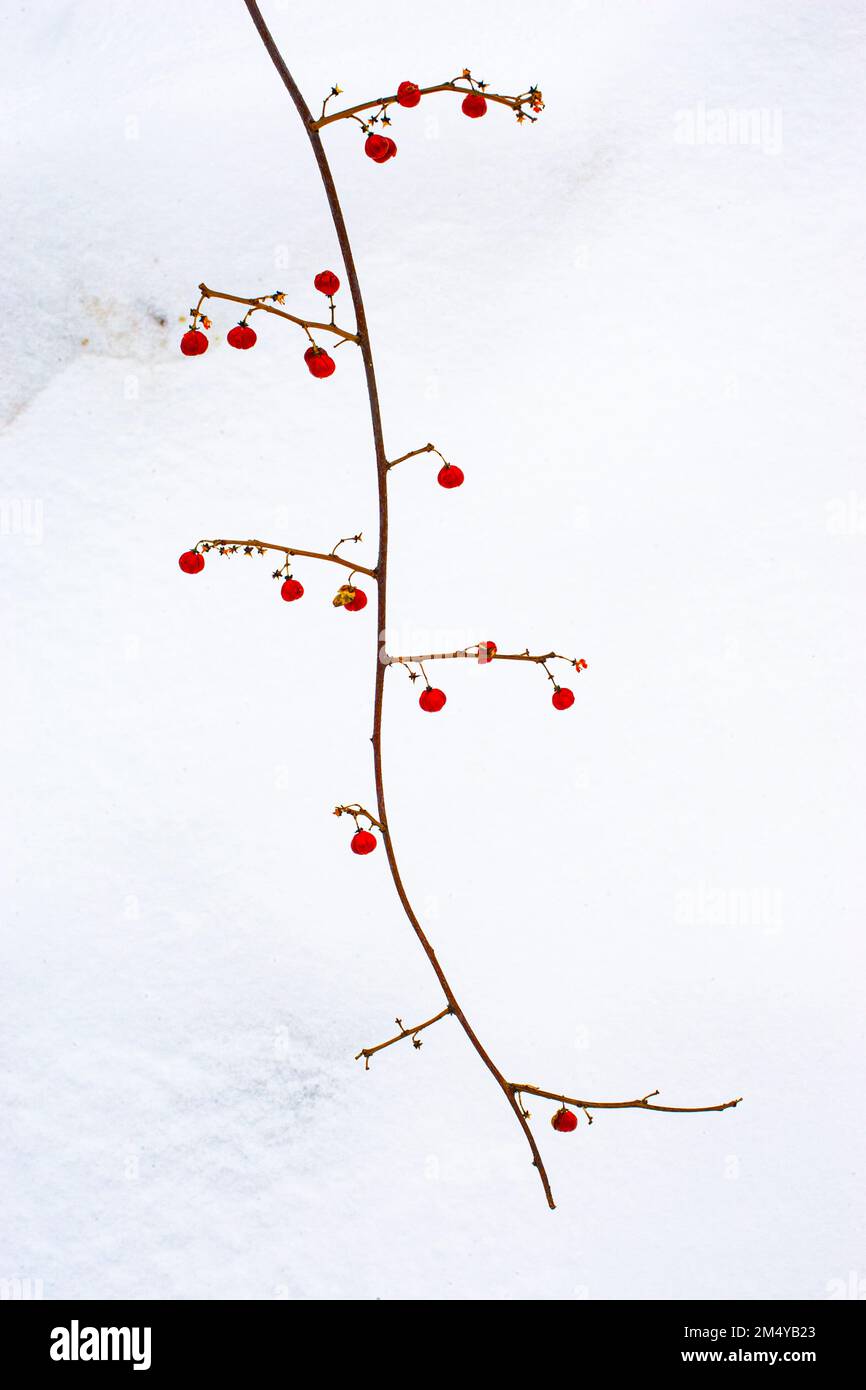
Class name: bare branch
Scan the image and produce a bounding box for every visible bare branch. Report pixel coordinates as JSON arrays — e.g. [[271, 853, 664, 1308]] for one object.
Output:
[[510, 1083, 743, 1115], [386, 647, 585, 667], [355, 1007, 453, 1069], [333, 803, 383, 830], [197, 282, 358, 343], [386, 442, 450, 471], [199, 538, 376, 579]]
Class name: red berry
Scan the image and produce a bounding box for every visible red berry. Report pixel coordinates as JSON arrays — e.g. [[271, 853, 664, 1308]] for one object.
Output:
[[419, 686, 446, 713], [351, 829, 377, 855], [280, 578, 304, 602], [397, 81, 421, 108], [227, 323, 257, 350], [552, 687, 575, 710], [478, 641, 497, 664], [344, 587, 367, 612], [304, 345, 336, 378], [461, 92, 488, 119], [314, 270, 340, 297], [365, 133, 391, 162], [383, 137, 397, 159], [178, 550, 204, 574], [551, 1107, 578, 1133], [437, 463, 464, 489], [180, 329, 208, 356]]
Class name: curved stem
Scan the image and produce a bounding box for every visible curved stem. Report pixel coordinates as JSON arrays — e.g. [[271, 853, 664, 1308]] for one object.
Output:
[[243, 0, 557, 1209], [512, 1084, 743, 1115], [198, 282, 357, 342], [310, 80, 538, 130], [201, 538, 376, 579]]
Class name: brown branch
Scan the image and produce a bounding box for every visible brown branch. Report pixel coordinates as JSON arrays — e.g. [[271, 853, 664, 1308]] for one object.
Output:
[[233, 2, 739, 1213], [511, 1084, 743, 1115], [310, 77, 543, 131], [333, 802, 382, 829], [200, 538, 377, 579], [386, 648, 583, 666], [197, 282, 358, 343], [355, 1007, 453, 1069], [386, 442, 450, 471], [243, 0, 558, 1211]]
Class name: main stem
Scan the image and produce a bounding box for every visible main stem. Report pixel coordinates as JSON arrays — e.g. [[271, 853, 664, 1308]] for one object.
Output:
[[243, 0, 555, 1207]]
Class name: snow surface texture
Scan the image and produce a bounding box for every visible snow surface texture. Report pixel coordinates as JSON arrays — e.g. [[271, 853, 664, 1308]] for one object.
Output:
[[2, 0, 864, 1301]]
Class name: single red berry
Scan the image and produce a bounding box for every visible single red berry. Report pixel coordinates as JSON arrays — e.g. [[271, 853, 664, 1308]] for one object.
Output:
[[552, 687, 575, 710], [178, 550, 204, 575], [180, 329, 208, 356], [437, 463, 464, 489], [551, 1107, 578, 1133], [419, 686, 447, 713], [227, 323, 257, 350], [351, 829, 377, 855], [344, 587, 367, 612], [478, 641, 498, 664], [314, 270, 340, 297], [365, 133, 391, 162], [397, 81, 421, 108], [280, 578, 304, 602], [461, 92, 488, 119], [304, 345, 336, 378]]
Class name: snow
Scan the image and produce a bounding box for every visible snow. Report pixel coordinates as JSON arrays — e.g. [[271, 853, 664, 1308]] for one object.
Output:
[[2, 0, 864, 1299]]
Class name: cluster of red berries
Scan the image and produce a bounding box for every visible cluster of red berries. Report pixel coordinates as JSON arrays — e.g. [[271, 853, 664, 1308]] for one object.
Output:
[[363, 79, 492, 166], [179, 271, 342, 379]]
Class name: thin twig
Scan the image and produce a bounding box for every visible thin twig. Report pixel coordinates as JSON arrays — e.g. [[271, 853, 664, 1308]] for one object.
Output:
[[333, 802, 383, 830], [386, 648, 582, 666], [509, 1083, 743, 1115], [197, 283, 358, 342], [310, 78, 543, 131], [201, 538, 377, 579], [386, 442, 450, 471], [355, 1006, 453, 1069]]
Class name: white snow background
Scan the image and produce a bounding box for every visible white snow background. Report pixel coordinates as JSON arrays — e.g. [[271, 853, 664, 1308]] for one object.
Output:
[[1, 0, 864, 1300]]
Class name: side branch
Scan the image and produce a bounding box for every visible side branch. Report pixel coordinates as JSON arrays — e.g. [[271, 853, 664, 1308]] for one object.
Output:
[[355, 1006, 453, 1069], [199, 539, 377, 579], [510, 1083, 743, 1115], [198, 283, 358, 343], [386, 442, 449, 471], [311, 77, 544, 130], [387, 648, 585, 666], [333, 803, 383, 829]]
